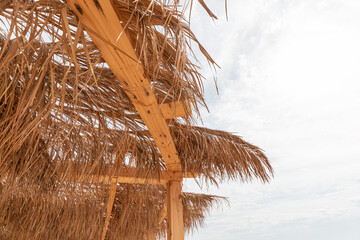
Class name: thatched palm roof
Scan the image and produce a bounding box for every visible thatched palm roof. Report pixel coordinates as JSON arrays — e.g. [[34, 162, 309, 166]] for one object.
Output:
[[0, 181, 225, 240], [0, 0, 273, 239]]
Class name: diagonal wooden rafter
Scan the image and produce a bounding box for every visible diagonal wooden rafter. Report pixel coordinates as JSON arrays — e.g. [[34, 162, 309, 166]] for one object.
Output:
[[65, 0, 184, 172]]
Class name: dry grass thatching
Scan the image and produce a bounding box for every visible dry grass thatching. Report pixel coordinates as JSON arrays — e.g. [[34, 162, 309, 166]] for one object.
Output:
[[0, 0, 273, 239], [0, 181, 226, 240]]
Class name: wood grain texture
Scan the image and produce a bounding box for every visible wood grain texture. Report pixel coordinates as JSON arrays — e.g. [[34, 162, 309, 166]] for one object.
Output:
[[160, 101, 191, 120], [166, 181, 184, 240], [59, 168, 196, 185], [101, 179, 117, 240], [65, 0, 182, 171]]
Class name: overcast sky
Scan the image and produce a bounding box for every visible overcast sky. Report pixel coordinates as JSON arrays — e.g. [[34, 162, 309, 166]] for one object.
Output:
[[184, 0, 360, 239]]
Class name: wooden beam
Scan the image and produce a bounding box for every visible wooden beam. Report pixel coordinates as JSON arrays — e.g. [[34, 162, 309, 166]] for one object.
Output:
[[166, 180, 184, 240], [160, 101, 191, 120], [60, 168, 197, 185], [101, 179, 117, 240], [3, 168, 198, 185], [65, 174, 168, 185], [65, 0, 182, 172]]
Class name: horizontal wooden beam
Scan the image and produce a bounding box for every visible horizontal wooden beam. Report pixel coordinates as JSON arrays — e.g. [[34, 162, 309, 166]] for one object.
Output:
[[160, 101, 191, 120], [2, 168, 198, 185], [59, 168, 198, 185]]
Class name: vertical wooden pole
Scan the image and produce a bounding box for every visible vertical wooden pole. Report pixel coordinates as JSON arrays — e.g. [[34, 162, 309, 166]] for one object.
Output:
[[166, 180, 184, 240], [148, 205, 167, 240], [148, 232, 156, 240], [101, 179, 117, 240]]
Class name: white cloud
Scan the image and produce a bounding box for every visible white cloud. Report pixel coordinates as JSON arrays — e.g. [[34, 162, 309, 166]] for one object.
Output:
[[185, 0, 360, 239]]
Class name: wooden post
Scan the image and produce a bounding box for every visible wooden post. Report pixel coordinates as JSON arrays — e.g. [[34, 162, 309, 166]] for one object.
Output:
[[166, 181, 184, 240], [148, 232, 156, 240], [101, 179, 117, 240]]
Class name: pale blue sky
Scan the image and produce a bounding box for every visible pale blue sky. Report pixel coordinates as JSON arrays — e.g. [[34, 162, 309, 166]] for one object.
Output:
[[184, 0, 360, 239]]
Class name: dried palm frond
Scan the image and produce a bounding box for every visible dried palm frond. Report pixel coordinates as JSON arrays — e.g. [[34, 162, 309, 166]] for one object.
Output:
[[0, 0, 272, 186], [172, 123, 273, 184], [0, 0, 273, 238], [0, 181, 225, 240]]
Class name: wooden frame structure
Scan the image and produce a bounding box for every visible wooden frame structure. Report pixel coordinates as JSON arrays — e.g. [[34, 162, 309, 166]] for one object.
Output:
[[63, 0, 192, 239], [0, 1, 273, 239]]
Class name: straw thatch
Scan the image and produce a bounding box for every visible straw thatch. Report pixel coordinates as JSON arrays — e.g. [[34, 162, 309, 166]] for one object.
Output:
[[0, 0, 273, 238], [0, 180, 226, 240]]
